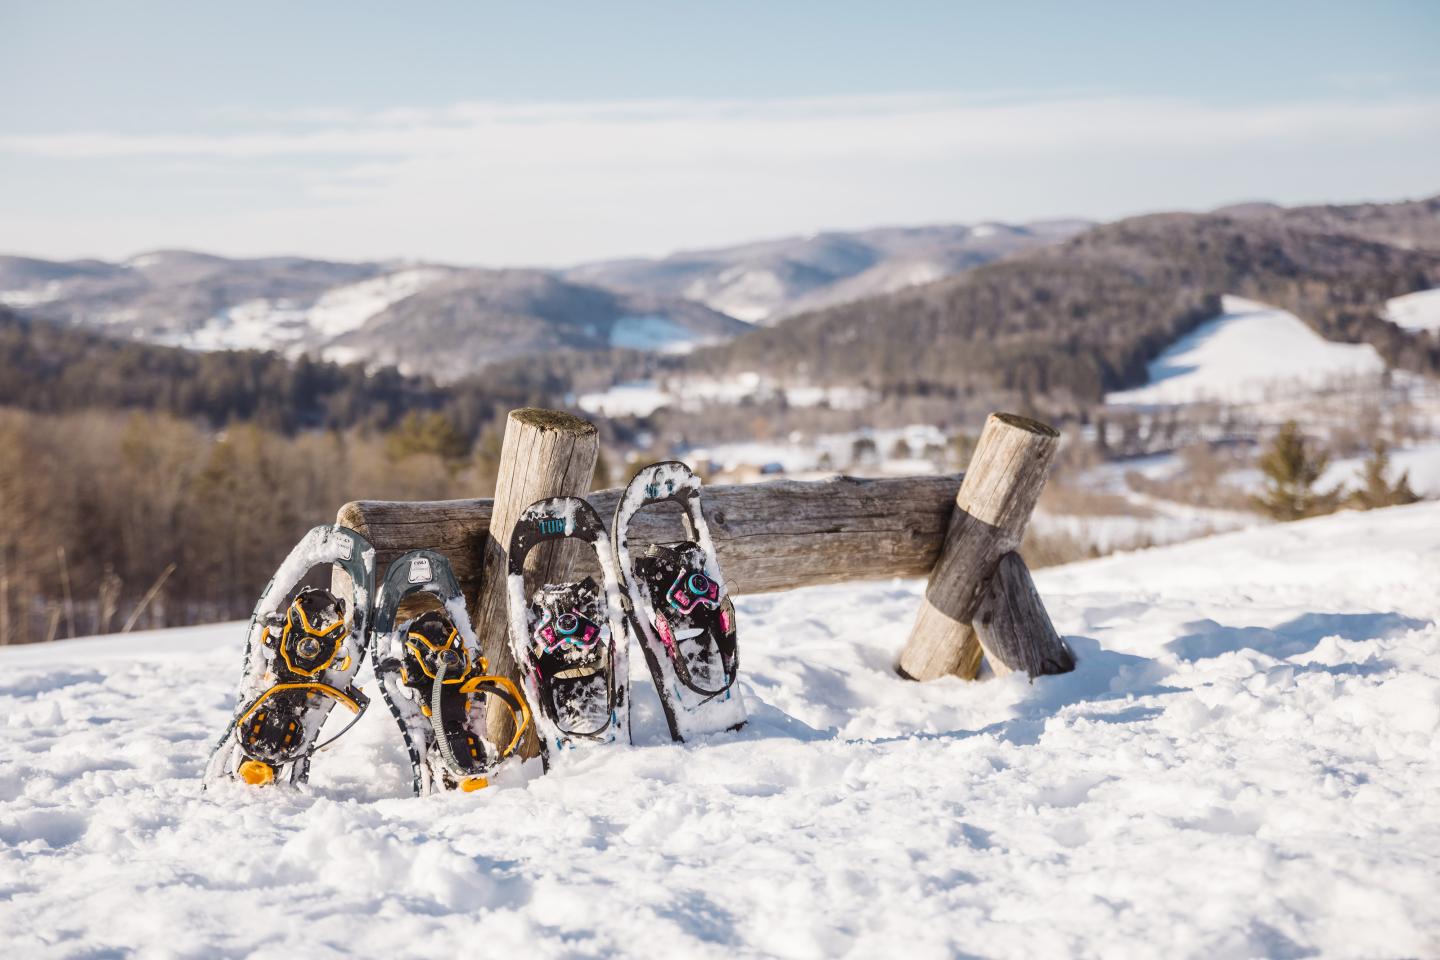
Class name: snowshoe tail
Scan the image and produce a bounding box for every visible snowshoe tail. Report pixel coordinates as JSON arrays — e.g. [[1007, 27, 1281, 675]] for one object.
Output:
[[371, 549, 530, 795], [612, 462, 745, 742], [506, 496, 630, 765], [204, 525, 375, 788]]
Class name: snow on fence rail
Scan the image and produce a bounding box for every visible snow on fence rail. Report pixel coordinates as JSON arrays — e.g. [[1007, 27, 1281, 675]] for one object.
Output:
[[337, 408, 1073, 758]]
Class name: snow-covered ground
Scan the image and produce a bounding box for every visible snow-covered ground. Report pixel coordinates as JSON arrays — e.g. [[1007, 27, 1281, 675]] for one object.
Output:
[[575, 373, 872, 419], [1032, 497, 1256, 553], [1386, 287, 1440, 334], [1107, 296, 1387, 407], [1323, 438, 1440, 497], [4, 504, 1439, 957], [685, 424, 947, 477]]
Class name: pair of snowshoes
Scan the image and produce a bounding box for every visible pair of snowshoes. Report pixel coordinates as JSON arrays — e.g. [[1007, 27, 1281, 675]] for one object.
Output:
[[205, 461, 744, 794], [205, 530, 529, 795], [505, 461, 745, 759]]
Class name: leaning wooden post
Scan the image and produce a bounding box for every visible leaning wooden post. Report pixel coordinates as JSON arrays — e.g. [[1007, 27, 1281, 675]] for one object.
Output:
[[897, 412, 1067, 681], [973, 552, 1075, 678], [472, 408, 600, 759]]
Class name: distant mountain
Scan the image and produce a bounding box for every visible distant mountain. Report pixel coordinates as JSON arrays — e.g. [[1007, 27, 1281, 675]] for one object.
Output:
[[324, 269, 749, 382], [0, 252, 747, 380], [687, 207, 1440, 407], [1213, 194, 1440, 252], [565, 219, 1091, 324]]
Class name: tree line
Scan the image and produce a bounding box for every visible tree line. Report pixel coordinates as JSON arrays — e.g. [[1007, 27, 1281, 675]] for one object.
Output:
[[0, 306, 563, 436], [0, 406, 517, 644]]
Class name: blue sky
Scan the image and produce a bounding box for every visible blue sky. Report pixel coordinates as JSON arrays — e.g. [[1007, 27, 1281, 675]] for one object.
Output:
[[2, 1, 1438, 264]]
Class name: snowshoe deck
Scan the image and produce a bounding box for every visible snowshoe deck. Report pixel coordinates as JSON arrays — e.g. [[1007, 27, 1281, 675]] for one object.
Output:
[[371, 550, 529, 795], [204, 525, 374, 787], [613, 462, 745, 741], [506, 497, 630, 764]]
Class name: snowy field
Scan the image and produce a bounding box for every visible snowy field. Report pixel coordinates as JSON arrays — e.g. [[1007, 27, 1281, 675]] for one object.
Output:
[[1386, 287, 1440, 334], [1107, 296, 1386, 407], [3, 504, 1440, 958]]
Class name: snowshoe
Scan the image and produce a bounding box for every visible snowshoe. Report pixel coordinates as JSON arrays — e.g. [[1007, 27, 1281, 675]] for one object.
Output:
[[612, 462, 745, 741], [204, 525, 375, 788], [506, 496, 630, 765], [371, 549, 531, 795]]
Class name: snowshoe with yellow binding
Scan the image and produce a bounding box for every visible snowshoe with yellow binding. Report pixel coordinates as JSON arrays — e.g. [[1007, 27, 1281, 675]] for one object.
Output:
[[372, 550, 530, 795], [204, 525, 374, 788]]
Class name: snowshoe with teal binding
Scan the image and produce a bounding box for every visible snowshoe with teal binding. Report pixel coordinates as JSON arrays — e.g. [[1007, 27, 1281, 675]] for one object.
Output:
[[506, 496, 630, 766]]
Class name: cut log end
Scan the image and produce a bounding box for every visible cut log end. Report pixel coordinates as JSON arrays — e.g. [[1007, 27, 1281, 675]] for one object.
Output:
[[510, 407, 598, 436], [993, 412, 1060, 438]]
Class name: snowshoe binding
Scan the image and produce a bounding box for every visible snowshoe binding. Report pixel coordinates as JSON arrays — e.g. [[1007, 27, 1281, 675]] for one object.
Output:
[[204, 525, 375, 788], [506, 496, 630, 765], [371, 550, 530, 795], [613, 462, 745, 741]]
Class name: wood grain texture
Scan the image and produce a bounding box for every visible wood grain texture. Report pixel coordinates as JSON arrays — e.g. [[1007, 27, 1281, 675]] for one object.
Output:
[[338, 472, 965, 600], [474, 408, 599, 758], [973, 552, 1075, 678], [897, 597, 985, 681], [897, 412, 1060, 681]]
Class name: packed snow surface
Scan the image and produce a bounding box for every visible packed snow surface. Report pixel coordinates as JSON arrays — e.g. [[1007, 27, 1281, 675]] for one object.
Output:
[[1107, 295, 1387, 406], [1385, 287, 1440, 333], [4, 504, 1440, 957]]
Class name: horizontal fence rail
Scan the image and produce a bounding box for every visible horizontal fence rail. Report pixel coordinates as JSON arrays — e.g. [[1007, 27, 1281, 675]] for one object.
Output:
[[338, 471, 966, 599]]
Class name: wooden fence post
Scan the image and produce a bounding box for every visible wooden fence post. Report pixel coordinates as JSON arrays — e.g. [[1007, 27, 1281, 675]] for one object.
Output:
[[973, 552, 1075, 677], [472, 408, 599, 759], [897, 412, 1068, 681]]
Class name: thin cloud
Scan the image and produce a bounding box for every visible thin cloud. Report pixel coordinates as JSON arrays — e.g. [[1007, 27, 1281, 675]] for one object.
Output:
[[4, 93, 1435, 159], [2, 93, 1437, 264]]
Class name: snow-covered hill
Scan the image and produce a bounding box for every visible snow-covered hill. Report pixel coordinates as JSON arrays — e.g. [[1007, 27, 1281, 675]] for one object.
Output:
[[4, 504, 1439, 957], [1107, 295, 1388, 406], [1386, 287, 1440, 333], [565, 219, 1091, 324], [0, 254, 749, 379]]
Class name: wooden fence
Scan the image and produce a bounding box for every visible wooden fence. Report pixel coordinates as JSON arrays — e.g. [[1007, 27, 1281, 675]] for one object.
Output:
[[337, 408, 1073, 758]]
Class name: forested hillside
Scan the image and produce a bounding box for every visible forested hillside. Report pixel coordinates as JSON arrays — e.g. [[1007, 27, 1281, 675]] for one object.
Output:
[[689, 210, 1440, 408], [0, 307, 561, 436], [1221, 193, 1440, 252]]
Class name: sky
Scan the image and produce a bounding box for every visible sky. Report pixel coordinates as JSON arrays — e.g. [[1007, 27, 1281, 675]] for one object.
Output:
[[1, 1, 1438, 266]]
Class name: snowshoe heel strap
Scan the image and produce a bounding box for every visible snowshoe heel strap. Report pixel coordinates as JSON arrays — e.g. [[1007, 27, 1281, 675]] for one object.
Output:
[[458, 675, 533, 759]]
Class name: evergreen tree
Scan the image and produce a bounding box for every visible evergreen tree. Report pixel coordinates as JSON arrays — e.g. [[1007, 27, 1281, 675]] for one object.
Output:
[[1348, 441, 1421, 510], [1251, 421, 1343, 521], [384, 412, 469, 464]]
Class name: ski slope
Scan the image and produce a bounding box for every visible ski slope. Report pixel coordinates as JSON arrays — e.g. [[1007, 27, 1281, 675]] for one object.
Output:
[[1107, 295, 1387, 406], [3, 504, 1440, 957]]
